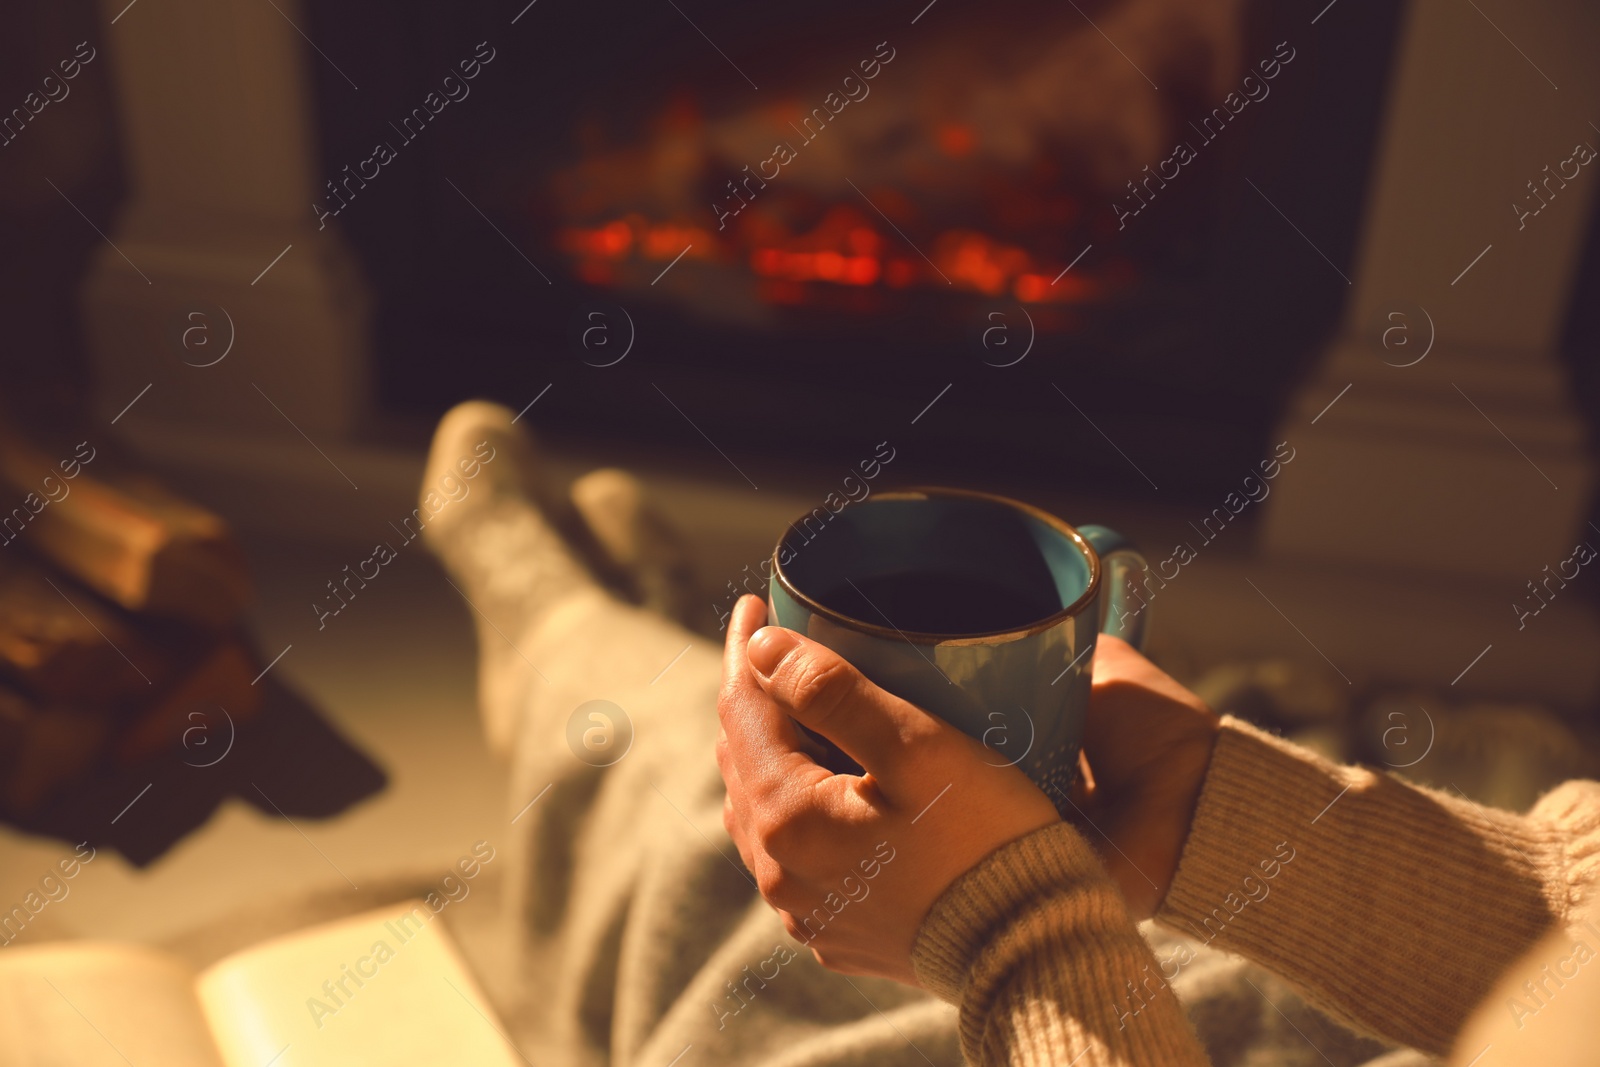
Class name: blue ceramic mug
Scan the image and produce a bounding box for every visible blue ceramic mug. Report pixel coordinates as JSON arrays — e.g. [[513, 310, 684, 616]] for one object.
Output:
[[767, 487, 1148, 808]]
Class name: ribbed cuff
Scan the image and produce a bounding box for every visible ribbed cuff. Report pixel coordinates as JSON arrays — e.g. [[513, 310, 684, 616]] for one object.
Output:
[[1156, 716, 1346, 945], [1530, 780, 1600, 914], [1156, 716, 1568, 1055], [911, 822, 1109, 1004], [912, 823, 1211, 1066]]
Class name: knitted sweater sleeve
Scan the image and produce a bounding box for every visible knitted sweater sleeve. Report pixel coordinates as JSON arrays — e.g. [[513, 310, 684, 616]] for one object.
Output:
[[910, 821, 1212, 1067], [1155, 716, 1600, 1057], [909, 716, 1600, 1065]]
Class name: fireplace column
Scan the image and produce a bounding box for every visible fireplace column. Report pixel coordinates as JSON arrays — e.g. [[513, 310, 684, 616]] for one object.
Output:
[[1267, 0, 1593, 579], [1130, 0, 1600, 708], [83, 0, 370, 438], [1263, 0, 1599, 583]]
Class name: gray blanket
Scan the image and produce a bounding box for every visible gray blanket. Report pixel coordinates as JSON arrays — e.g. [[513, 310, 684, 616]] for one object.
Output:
[[480, 589, 1425, 1067], [154, 585, 1429, 1066]]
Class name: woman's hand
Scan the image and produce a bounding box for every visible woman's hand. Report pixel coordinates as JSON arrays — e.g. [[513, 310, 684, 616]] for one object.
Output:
[[1072, 633, 1221, 918], [716, 595, 1059, 985]]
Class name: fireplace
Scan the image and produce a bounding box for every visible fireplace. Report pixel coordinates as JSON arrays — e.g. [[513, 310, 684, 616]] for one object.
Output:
[[300, 0, 1404, 497], [72, 0, 1600, 704]]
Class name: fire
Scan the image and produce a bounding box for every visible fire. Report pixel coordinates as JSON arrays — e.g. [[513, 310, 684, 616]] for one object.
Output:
[[937, 123, 976, 159], [549, 89, 1126, 308], [557, 204, 1110, 305], [536, 0, 1266, 319]]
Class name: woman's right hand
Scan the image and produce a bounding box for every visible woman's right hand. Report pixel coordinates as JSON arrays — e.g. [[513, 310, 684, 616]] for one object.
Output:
[[1069, 634, 1221, 918]]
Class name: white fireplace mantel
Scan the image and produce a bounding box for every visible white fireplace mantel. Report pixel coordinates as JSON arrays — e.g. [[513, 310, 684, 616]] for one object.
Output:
[[83, 0, 1600, 708]]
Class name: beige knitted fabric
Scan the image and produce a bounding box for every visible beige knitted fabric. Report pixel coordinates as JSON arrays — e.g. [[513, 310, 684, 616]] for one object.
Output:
[[912, 716, 1600, 1067], [913, 821, 1211, 1065]]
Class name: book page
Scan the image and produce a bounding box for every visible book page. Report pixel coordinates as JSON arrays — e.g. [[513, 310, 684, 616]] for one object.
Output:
[[0, 942, 224, 1067], [196, 901, 521, 1067]]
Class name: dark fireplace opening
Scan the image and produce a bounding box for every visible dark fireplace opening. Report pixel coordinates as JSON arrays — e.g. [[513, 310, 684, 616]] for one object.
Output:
[[306, 0, 1404, 499]]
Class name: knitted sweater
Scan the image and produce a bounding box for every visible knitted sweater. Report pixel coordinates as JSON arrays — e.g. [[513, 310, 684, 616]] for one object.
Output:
[[910, 716, 1600, 1066]]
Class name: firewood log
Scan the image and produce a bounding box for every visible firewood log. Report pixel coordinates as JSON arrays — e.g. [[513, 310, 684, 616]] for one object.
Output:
[[0, 685, 113, 817], [115, 637, 262, 765], [0, 637, 266, 814], [0, 555, 168, 702], [0, 426, 250, 627]]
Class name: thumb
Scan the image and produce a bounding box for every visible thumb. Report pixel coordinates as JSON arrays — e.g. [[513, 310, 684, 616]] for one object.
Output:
[[746, 626, 941, 794]]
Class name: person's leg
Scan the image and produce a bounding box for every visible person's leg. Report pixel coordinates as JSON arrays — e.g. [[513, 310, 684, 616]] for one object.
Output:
[[569, 466, 702, 630], [423, 403, 958, 1067]]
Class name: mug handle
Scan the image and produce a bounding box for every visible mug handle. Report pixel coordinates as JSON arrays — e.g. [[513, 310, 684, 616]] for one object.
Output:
[[1076, 524, 1150, 652]]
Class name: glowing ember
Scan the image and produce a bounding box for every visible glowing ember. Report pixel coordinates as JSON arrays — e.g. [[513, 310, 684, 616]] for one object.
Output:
[[548, 81, 1133, 310], [558, 209, 1110, 305]]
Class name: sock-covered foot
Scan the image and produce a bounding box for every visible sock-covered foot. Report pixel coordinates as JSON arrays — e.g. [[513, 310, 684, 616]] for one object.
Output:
[[569, 468, 700, 630], [420, 400, 599, 757]]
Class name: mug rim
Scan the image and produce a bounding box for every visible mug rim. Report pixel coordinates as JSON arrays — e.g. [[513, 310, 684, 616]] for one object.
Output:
[[769, 486, 1103, 645]]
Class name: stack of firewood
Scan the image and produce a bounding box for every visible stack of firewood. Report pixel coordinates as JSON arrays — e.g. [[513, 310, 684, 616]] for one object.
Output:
[[0, 422, 262, 817]]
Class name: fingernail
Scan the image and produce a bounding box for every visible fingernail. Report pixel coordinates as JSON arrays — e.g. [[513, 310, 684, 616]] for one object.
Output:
[[747, 626, 797, 678]]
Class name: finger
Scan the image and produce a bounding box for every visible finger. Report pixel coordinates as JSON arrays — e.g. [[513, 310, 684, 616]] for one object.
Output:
[[1088, 633, 1201, 708], [1072, 748, 1097, 806], [716, 730, 758, 874], [746, 625, 942, 795], [1081, 633, 1214, 774], [719, 595, 823, 792], [722, 792, 756, 872], [721, 594, 768, 692], [716, 727, 744, 810]]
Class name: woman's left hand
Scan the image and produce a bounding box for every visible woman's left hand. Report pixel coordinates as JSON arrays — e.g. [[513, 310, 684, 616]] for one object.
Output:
[[715, 595, 1060, 985]]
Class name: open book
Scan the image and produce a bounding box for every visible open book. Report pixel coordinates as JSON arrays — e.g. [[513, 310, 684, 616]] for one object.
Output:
[[0, 901, 521, 1066]]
